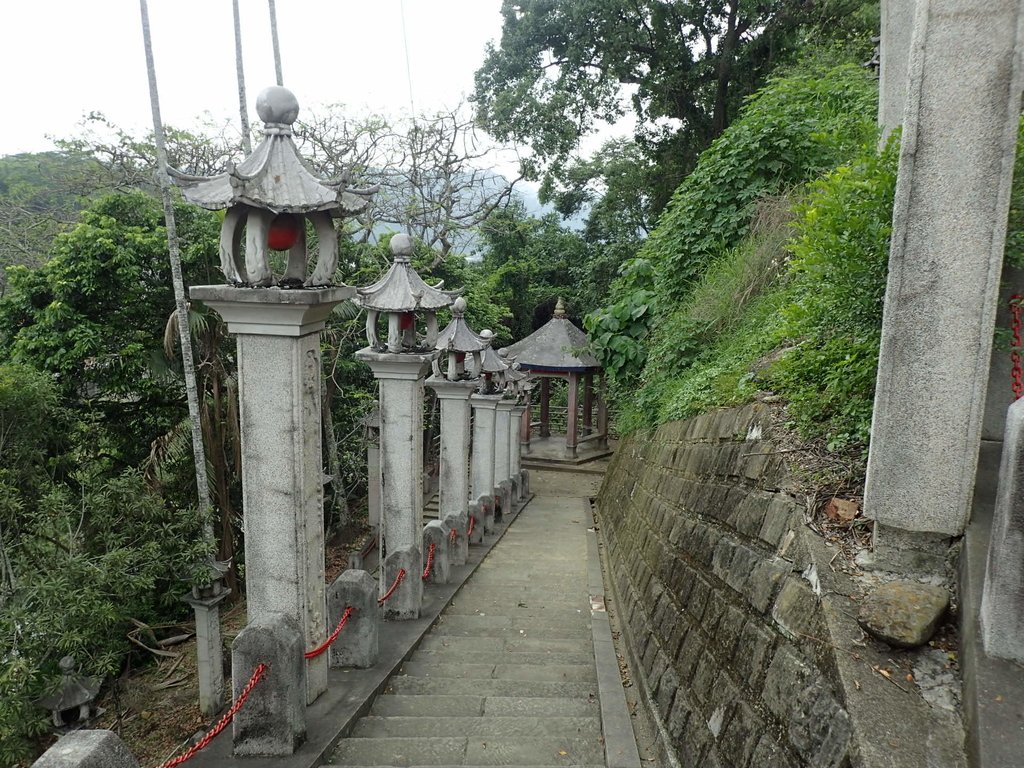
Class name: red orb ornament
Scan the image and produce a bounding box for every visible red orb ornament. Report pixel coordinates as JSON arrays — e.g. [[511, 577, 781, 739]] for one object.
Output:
[[267, 213, 302, 251]]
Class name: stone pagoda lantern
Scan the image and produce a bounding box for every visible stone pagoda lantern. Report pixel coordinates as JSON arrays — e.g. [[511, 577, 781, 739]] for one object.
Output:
[[37, 657, 101, 730], [355, 234, 458, 619], [171, 85, 374, 287], [183, 85, 370, 711], [426, 297, 489, 566]]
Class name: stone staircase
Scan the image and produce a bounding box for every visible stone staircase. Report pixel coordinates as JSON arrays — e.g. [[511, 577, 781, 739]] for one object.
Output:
[[329, 495, 607, 767]]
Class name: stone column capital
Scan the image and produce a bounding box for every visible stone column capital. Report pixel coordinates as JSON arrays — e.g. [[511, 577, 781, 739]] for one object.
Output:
[[355, 348, 435, 380], [190, 284, 354, 337], [495, 399, 516, 413], [470, 393, 503, 410], [426, 376, 479, 399]]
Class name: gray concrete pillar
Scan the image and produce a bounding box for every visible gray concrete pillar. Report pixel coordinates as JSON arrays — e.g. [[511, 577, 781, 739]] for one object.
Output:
[[879, 0, 917, 141], [231, 613, 306, 756], [364, 408, 381, 531], [183, 591, 229, 716], [471, 393, 502, 532], [444, 511, 469, 565], [494, 400, 515, 509], [863, 0, 1024, 569], [355, 350, 434, 612], [982, 399, 1024, 661], [423, 520, 451, 585], [426, 377, 476, 533], [33, 731, 139, 768], [190, 286, 351, 704], [510, 404, 527, 500], [327, 569, 378, 669]]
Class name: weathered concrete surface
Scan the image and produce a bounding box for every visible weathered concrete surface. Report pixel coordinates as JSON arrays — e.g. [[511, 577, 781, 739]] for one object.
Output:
[[422, 519, 451, 585], [878, 0, 916, 140], [864, 0, 1024, 544], [470, 393, 501, 524], [327, 570, 378, 669], [33, 731, 139, 768], [426, 377, 476, 529], [381, 547, 422, 621], [232, 614, 306, 756]]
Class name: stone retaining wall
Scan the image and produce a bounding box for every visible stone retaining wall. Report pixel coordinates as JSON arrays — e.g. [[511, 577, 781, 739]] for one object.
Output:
[[597, 404, 855, 767]]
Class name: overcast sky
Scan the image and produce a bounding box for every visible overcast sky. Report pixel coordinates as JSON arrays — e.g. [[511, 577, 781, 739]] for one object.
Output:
[[1, 1, 509, 157]]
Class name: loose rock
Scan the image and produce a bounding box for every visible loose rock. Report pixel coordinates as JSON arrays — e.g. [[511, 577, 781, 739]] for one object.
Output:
[[857, 581, 948, 649]]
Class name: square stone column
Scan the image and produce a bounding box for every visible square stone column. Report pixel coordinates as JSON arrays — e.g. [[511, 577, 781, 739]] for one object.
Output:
[[426, 377, 477, 524], [190, 285, 353, 705], [862, 0, 1024, 566], [878, 0, 917, 141], [510, 403, 527, 488], [355, 349, 434, 615], [494, 400, 515, 487], [470, 394, 502, 527]]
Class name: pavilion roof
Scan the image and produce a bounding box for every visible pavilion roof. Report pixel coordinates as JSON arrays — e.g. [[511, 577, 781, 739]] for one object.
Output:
[[503, 298, 600, 372]]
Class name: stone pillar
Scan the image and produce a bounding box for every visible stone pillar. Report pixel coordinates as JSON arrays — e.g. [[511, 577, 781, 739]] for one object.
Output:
[[191, 286, 351, 704], [597, 374, 609, 449], [539, 378, 551, 438], [878, 0, 917, 141], [183, 590, 229, 716], [355, 350, 433, 613], [510, 403, 527, 499], [862, 0, 1024, 569], [364, 408, 381, 531], [471, 393, 502, 532], [982, 399, 1024, 662], [582, 373, 594, 435], [566, 373, 579, 459], [425, 377, 476, 542], [423, 519, 451, 584], [521, 397, 532, 449], [327, 569, 378, 669], [494, 400, 514, 488]]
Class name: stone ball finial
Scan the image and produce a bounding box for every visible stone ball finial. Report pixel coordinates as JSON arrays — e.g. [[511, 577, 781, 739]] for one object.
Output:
[[452, 296, 467, 316], [480, 329, 494, 345], [391, 233, 415, 262], [59, 656, 76, 674], [256, 86, 300, 124], [498, 347, 509, 358], [554, 297, 566, 318]]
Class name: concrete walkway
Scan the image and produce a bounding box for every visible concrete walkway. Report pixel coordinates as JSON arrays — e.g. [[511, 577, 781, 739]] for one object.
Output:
[[328, 473, 636, 767]]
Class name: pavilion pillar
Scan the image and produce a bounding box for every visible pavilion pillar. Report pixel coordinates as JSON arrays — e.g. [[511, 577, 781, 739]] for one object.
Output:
[[566, 372, 579, 459], [862, 0, 1024, 572], [597, 374, 609, 449], [539, 378, 551, 438], [355, 350, 433, 619], [471, 393, 503, 532], [190, 286, 352, 704], [582, 373, 594, 435]]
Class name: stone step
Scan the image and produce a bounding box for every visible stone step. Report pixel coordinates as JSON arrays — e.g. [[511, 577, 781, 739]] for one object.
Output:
[[418, 636, 593, 654], [329, 736, 604, 766], [398, 662, 597, 683], [385, 676, 598, 699], [410, 649, 594, 666], [370, 694, 601, 720], [351, 715, 601, 739]]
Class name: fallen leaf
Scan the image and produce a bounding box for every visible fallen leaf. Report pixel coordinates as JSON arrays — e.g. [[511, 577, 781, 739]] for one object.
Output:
[[559, 750, 569, 756], [824, 497, 859, 523]]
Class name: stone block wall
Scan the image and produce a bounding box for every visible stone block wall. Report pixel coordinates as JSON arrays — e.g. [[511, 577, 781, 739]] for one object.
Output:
[[597, 404, 854, 768]]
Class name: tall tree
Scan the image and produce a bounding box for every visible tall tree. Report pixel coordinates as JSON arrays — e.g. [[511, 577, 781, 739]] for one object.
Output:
[[473, 0, 879, 217]]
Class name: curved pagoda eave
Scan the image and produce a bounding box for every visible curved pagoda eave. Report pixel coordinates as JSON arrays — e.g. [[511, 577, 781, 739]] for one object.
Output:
[[356, 263, 460, 312]]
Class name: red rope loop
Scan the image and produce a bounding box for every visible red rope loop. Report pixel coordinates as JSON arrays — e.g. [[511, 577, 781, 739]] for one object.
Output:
[[1012, 294, 1023, 400], [467, 515, 476, 538], [377, 568, 406, 604], [422, 542, 437, 581], [157, 662, 268, 768], [304, 606, 354, 660], [449, 527, 458, 544]]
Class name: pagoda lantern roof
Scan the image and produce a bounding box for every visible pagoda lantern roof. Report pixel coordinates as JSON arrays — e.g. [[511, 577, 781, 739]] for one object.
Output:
[[479, 331, 509, 375], [169, 86, 373, 216], [503, 297, 600, 372], [435, 297, 488, 353], [356, 234, 461, 312]]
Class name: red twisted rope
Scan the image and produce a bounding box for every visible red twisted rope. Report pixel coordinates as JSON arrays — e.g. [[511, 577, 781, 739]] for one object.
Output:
[[1012, 295, 1023, 400], [449, 527, 458, 544], [377, 568, 407, 604], [422, 542, 437, 580], [157, 662, 268, 768], [468, 515, 476, 538], [304, 606, 354, 660]]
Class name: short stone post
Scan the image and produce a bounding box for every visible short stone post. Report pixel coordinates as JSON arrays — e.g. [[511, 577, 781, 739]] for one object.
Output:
[[183, 587, 229, 716], [444, 511, 469, 566], [471, 393, 502, 532], [468, 500, 485, 545], [381, 547, 421, 621], [423, 520, 451, 585], [33, 731, 139, 768], [862, 0, 1024, 570], [231, 613, 306, 756], [494, 400, 515, 518], [191, 287, 351, 704], [327, 570, 378, 669]]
